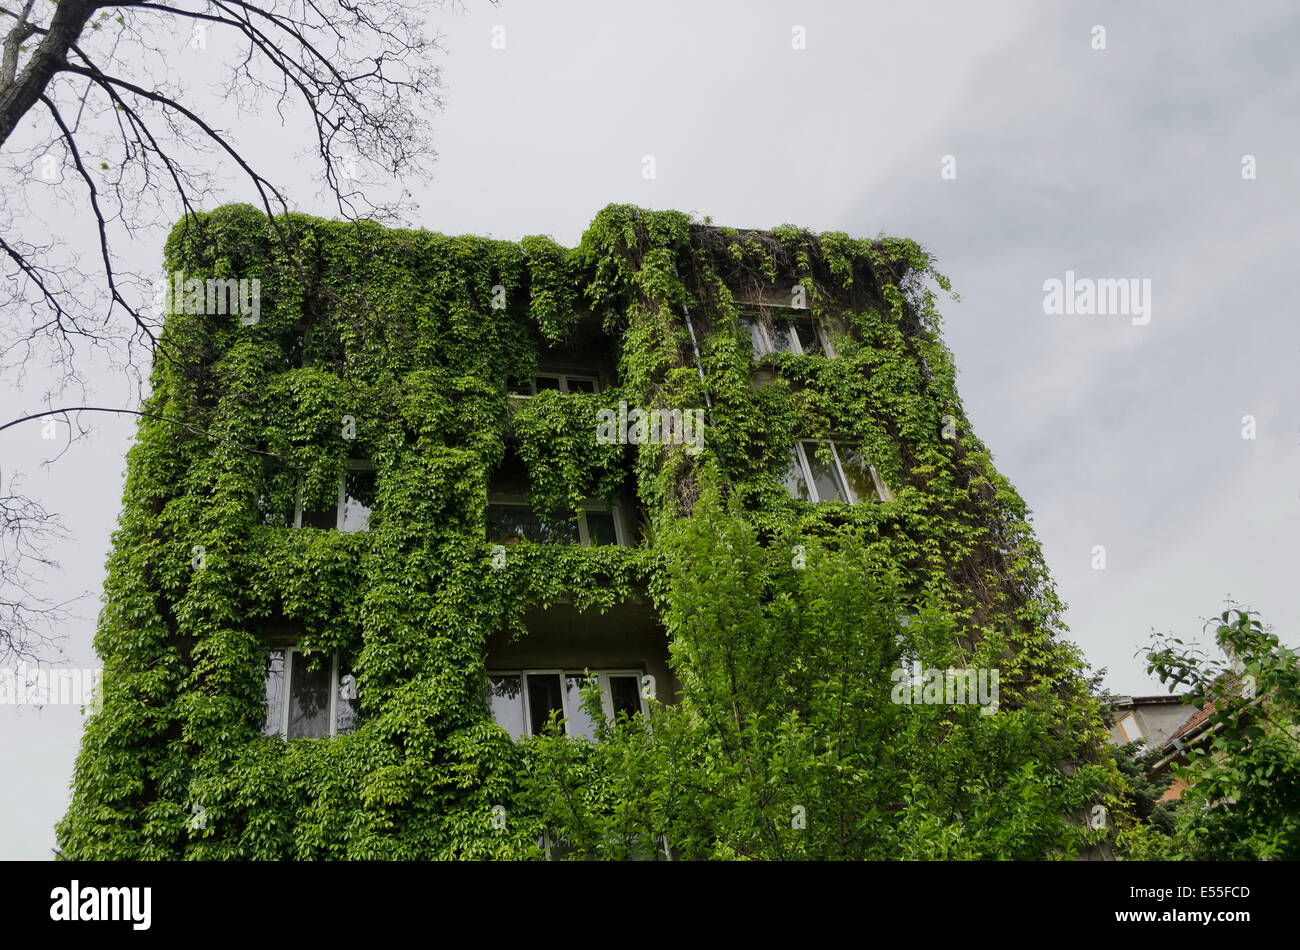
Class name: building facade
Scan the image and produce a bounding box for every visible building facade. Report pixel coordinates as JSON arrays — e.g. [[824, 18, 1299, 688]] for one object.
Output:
[[57, 204, 1118, 859]]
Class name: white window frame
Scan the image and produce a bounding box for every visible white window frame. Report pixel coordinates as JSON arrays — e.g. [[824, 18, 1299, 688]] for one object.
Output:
[[508, 373, 601, 397], [740, 310, 836, 359], [294, 459, 376, 531], [786, 439, 892, 504], [267, 647, 353, 739], [487, 668, 650, 739], [485, 494, 628, 546]]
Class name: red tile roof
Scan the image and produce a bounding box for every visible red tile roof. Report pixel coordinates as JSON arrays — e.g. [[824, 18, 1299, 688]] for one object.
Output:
[[1164, 673, 1243, 748]]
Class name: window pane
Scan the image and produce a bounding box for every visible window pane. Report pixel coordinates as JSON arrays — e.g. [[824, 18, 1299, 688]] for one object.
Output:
[[262, 650, 286, 736], [802, 441, 846, 502], [782, 448, 812, 501], [341, 469, 376, 532], [336, 661, 358, 735], [584, 509, 618, 546], [283, 330, 305, 368], [535, 513, 579, 544], [299, 481, 338, 529], [301, 507, 336, 529], [487, 503, 530, 542], [534, 376, 561, 391], [565, 377, 597, 394], [487, 504, 579, 544], [768, 323, 799, 354], [506, 376, 533, 396], [259, 491, 293, 528], [793, 320, 823, 356], [526, 673, 564, 735], [740, 317, 766, 360], [564, 674, 598, 739], [608, 675, 643, 720], [287, 652, 332, 739], [1121, 714, 1144, 741], [487, 675, 526, 740], [836, 444, 881, 504]]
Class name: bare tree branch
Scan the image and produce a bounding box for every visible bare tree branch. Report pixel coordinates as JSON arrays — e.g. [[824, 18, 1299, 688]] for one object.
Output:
[[0, 0, 39, 90], [0, 404, 302, 462], [0, 0, 466, 663], [0, 0, 95, 145], [41, 91, 159, 348], [0, 465, 76, 666]]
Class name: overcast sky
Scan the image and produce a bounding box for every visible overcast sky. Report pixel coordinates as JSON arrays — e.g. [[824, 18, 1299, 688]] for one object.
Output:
[[2, 0, 1297, 859]]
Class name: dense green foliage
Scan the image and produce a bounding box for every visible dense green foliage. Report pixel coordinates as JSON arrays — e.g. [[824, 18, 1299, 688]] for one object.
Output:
[[1122, 610, 1300, 860], [57, 203, 1122, 858], [524, 498, 1118, 858], [1106, 742, 1180, 846]]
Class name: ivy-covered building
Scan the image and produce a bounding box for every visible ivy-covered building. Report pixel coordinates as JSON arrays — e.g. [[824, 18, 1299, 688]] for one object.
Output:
[[58, 204, 1122, 859]]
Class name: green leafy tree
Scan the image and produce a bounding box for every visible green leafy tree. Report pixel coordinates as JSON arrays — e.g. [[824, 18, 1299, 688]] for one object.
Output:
[[521, 492, 1122, 859], [1108, 741, 1180, 858], [1139, 609, 1300, 860]]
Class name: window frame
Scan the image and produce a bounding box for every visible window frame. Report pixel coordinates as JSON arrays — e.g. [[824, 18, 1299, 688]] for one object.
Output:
[[267, 647, 353, 740], [786, 439, 892, 504], [1117, 712, 1145, 744], [486, 668, 650, 739], [294, 459, 376, 532], [508, 373, 602, 397], [740, 309, 836, 360], [485, 494, 629, 546]]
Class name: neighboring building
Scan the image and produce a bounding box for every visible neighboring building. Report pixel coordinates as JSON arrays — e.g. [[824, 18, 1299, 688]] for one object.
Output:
[[1106, 694, 1199, 803], [1107, 672, 1257, 803], [1107, 694, 1193, 751], [1148, 673, 1250, 802], [57, 203, 1114, 858]]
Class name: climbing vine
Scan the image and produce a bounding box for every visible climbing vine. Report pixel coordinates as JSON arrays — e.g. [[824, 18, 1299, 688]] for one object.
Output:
[[57, 202, 1124, 859]]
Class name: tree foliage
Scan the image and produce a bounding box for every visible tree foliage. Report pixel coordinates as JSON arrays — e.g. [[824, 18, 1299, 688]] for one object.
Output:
[[1126, 610, 1300, 860], [524, 496, 1119, 859]]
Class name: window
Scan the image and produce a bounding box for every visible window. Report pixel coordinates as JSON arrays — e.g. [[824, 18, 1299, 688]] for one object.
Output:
[[783, 440, 892, 504], [295, 460, 376, 531], [543, 829, 669, 862], [279, 324, 307, 369], [262, 648, 357, 739], [1117, 713, 1144, 743], [741, 317, 769, 360], [894, 611, 920, 665], [486, 501, 578, 544], [508, 373, 600, 396], [486, 670, 649, 740], [740, 311, 834, 360], [486, 497, 628, 546]]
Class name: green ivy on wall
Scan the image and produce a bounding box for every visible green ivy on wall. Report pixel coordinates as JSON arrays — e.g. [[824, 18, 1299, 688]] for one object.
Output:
[[56, 203, 1125, 859]]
